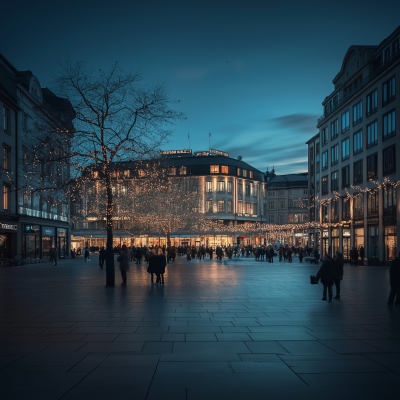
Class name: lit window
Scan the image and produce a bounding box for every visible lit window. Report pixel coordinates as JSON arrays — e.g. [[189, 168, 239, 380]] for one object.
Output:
[[92, 171, 99, 178], [218, 200, 225, 212], [221, 166, 228, 174], [121, 186, 127, 195], [210, 165, 219, 173], [249, 171, 253, 178], [228, 200, 233, 213], [243, 170, 247, 178], [206, 181, 213, 192], [124, 170, 130, 177], [238, 201, 243, 213], [139, 169, 146, 177], [237, 168, 241, 176], [180, 166, 187, 175], [3, 146, 10, 171], [217, 181, 225, 192], [3, 184, 10, 211]]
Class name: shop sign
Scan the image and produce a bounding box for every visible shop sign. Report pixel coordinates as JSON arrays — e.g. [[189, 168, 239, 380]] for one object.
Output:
[[293, 233, 308, 237], [322, 231, 329, 237], [24, 224, 40, 233], [160, 149, 192, 155], [210, 148, 229, 157], [42, 226, 56, 236], [0, 222, 18, 231], [343, 229, 351, 237], [57, 228, 67, 237], [343, 224, 350, 229], [239, 235, 247, 238]]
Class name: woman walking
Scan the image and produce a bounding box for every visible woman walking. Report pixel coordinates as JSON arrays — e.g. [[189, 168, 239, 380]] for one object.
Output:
[[117, 244, 130, 287]]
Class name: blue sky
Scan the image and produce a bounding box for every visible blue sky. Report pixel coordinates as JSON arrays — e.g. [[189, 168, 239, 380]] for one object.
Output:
[[2, 0, 400, 174]]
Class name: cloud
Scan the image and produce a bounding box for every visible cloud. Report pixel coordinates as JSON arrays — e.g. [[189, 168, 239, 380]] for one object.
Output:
[[175, 67, 208, 81], [267, 113, 319, 133]]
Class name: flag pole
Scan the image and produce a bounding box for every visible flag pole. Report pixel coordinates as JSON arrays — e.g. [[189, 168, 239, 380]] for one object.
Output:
[[188, 132, 190, 149], [209, 131, 211, 152]]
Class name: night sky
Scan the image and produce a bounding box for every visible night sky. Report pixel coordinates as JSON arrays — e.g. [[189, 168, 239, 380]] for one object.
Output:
[[2, 0, 400, 174]]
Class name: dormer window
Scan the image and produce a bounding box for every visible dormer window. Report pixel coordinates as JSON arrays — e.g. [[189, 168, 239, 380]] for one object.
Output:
[[31, 85, 39, 100]]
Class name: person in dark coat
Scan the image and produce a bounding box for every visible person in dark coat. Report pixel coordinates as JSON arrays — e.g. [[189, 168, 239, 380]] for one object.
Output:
[[117, 244, 130, 287], [359, 246, 365, 266], [147, 249, 157, 284], [299, 249, 303, 263], [216, 247, 223, 260], [388, 253, 400, 305], [99, 246, 106, 269], [155, 248, 167, 285], [353, 248, 359, 266], [135, 247, 142, 264], [269, 246, 274, 263], [209, 247, 214, 259], [316, 257, 336, 301], [332, 251, 344, 299]]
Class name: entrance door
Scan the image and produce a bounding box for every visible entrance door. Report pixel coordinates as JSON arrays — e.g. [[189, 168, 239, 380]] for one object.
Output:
[[0, 234, 10, 258], [385, 233, 397, 261], [342, 237, 350, 260], [42, 236, 54, 258], [322, 238, 329, 258]]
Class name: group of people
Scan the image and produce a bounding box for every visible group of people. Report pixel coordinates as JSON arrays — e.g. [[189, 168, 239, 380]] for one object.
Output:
[[350, 246, 365, 266]]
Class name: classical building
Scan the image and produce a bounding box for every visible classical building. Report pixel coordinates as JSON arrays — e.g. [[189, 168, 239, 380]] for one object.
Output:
[[264, 168, 309, 246], [71, 150, 270, 249], [307, 25, 400, 264], [0, 53, 74, 261]]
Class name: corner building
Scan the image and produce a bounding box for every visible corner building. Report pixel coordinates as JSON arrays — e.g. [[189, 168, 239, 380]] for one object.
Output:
[[307, 26, 400, 265]]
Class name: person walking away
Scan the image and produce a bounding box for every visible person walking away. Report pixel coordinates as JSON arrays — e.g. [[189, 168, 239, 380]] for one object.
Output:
[[332, 251, 344, 299], [388, 252, 400, 305], [279, 247, 283, 262], [155, 248, 167, 285], [353, 248, 359, 266], [288, 248, 292, 263], [186, 247, 191, 261], [117, 244, 130, 287], [135, 247, 142, 264], [99, 246, 106, 269], [50, 247, 58, 266], [349, 247, 354, 265], [269, 246, 274, 263], [359, 246, 365, 266], [84, 246, 90, 263], [147, 249, 157, 285], [209, 247, 214, 260], [299, 249, 303, 263], [316, 257, 335, 301]]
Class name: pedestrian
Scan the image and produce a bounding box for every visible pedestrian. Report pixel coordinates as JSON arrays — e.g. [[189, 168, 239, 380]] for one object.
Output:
[[269, 246, 274, 263], [278, 247, 283, 262], [288, 248, 292, 263], [216, 246, 223, 260], [147, 249, 157, 284], [299, 249, 303, 263], [332, 251, 344, 299], [99, 246, 106, 269], [135, 247, 142, 264], [350, 247, 354, 265], [186, 247, 191, 261], [84, 246, 90, 263], [155, 248, 167, 286], [50, 246, 58, 266], [117, 244, 130, 287], [316, 257, 335, 301], [388, 252, 400, 305], [359, 246, 365, 266], [353, 248, 359, 266], [209, 246, 214, 260]]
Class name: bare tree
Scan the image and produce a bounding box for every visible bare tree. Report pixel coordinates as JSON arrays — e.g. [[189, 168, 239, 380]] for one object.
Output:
[[26, 61, 184, 286]]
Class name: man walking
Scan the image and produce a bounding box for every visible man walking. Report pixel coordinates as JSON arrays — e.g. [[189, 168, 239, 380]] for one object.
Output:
[[388, 253, 400, 305], [359, 246, 365, 266]]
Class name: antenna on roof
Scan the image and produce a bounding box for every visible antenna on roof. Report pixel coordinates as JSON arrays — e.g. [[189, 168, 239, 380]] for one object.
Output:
[[237, 156, 242, 161]]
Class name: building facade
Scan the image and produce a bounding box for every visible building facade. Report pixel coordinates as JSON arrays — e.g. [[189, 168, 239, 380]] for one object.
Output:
[[0, 53, 74, 261], [307, 26, 400, 265], [71, 151, 271, 248]]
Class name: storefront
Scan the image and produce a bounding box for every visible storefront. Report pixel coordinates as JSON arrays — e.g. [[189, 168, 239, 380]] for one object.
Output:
[[355, 227, 364, 251], [42, 226, 56, 259], [331, 228, 339, 255], [367, 225, 379, 262], [0, 220, 18, 258], [57, 228, 68, 258], [384, 226, 397, 262], [322, 230, 329, 258], [342, 225, 350, 260], [22, 224, 41, 259]]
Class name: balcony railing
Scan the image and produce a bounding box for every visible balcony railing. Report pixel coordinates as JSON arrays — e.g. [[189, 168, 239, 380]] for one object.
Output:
[[318, 50, 400, 125]]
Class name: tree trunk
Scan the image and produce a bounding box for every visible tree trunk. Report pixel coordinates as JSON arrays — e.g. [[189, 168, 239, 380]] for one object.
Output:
[[105, 172, 115, 286]]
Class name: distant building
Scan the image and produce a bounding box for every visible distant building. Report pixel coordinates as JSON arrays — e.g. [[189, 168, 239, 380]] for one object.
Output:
[[307, 25, 400, 264], [264, 168, 309, 246]]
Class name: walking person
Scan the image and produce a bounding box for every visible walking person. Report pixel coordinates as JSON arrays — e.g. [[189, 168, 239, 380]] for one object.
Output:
[[359, 246, 365, 266], [84, 246, 90, 263], [135, 247, 142, 264], [50, 246, 58, 266], [155, 248, 167, 286], [353, 247, 359, 266], [388, 252, 400, 305], [99, 246, 106, 269], [299, 248, 303, 263], [147, 249, 157, 285], [333, 251, 344, 299], [117, 244, 130, 287], [269, 246, 274, 263], [316, 257, 335, 302]]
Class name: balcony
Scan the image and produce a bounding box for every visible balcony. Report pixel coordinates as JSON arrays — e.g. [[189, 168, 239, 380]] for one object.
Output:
[[318, 50, 400, 125]]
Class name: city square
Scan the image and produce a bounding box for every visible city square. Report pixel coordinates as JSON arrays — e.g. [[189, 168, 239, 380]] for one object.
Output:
[[1, 256, 399, 399]]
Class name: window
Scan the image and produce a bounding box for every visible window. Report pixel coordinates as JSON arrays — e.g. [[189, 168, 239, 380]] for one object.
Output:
[[217, 181, 225, 192], [279, 215, 285, 224], [227, 200, 233, 213], [353, 101, 363, 125], [168, 168, 176, 176], [384, 185, 397, 212], [280, 201, 285, 209], [353, 193, 364, 219], [249, 171, 253, 178], [322, 151, 328, 170], [217, 200, 225, 213], [238, 201, 243, 214], [310, 147, 314, 159], [227, 181, 233, 193], [331, 171, 338, 191], [253, 202, 258, 214], [383, 110, 396, 140], [23, 113, 28, 130], [206, 200, 213, 212], [123, 170, 130, 178], [245, 202, 250, 214], [367, 154, 378, 180], [341, 138, 349, 160], [353, 130, 363, 154], [180, 166, 187, 175], [210, 165, 219, 173], [206, 181, 213, 192], [289, 199, 294, 208], [253, 185, 258, 197], [221, 166, 228, 174], [245, 185, 250, 196], [342, 198, 350, 220], [341, 111, 350, 133], [383, 145, 396, 175], [322, 128, 328, 145], [279, 191, 285, 197], [367, 121, 378, 148], [383, 76, 396, 106], [111, 186, 116, 195], [331, 119, 338, 140], [322, 175, 328, 195], [268, 214, 275, 223], [269, 191, 275, 197], [367, 191, 379, 215], [243, 170, 247, 178], [3, 184, 10, 211], [316, 142, 320, 154], [353, 159, 363, 184], [322, 204, 328, 222], [331, 144, 338, 165], [237, 168, 241, 176], [121, 186, 127, 196], [22, 145, 28, 172], [331, 201, 338, 221], [3, 107, 10, 132], [304, 189, 308, 195], [367, 90, 378, 117], [268, 201, 275, 210], [3, 146, 10, 171], [238, 183, 243, 195]]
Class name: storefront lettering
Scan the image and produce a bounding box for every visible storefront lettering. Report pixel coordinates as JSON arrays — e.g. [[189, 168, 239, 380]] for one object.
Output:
[[1, 223, 17, 231]]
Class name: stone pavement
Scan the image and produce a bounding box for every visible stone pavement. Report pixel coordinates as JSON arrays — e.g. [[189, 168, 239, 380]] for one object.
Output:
[[0, 255, 399, 400]]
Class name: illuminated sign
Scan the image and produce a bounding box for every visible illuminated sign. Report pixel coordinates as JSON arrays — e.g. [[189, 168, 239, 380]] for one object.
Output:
[[322, 231, 329, 237], [1, 223, 18, 231], [210, 148, 229, 157], [194, 151, 209, 156], [160, 149, 192, 155]]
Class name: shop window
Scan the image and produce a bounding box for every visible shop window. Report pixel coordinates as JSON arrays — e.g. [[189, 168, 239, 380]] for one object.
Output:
[[210, 165, 219, 173], [384, 226, 397, 261], [368, 227, 379, 258], [221, 166, 228, 174], [342, 198, 350, 220], [217, 181, 225, 192], [217, 200, 225, 212], [180, 166, 187, 175], [353, 193, 364, 219], [383, 185, 397, 213], [367, 154, 378, 179]]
